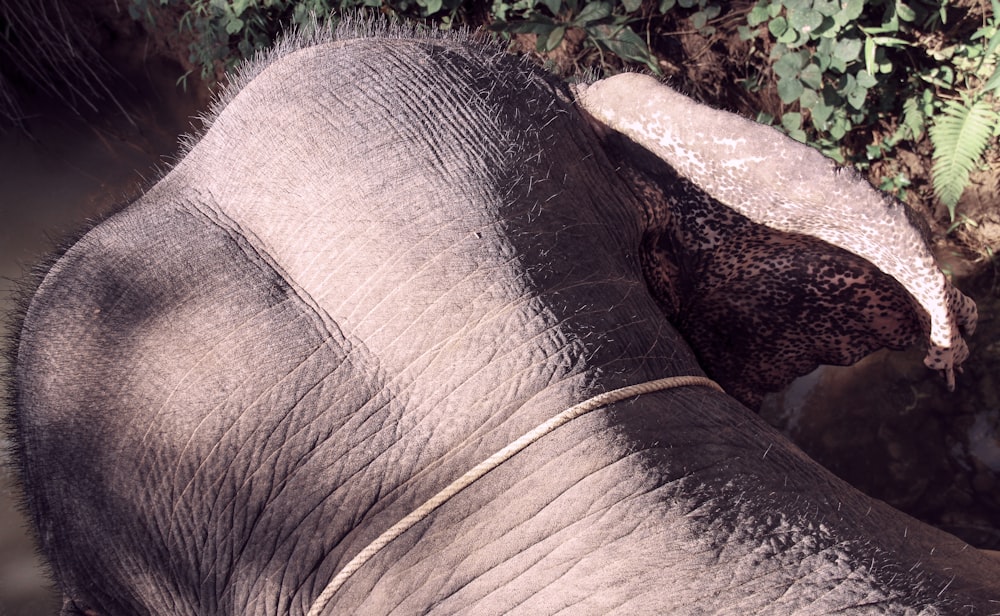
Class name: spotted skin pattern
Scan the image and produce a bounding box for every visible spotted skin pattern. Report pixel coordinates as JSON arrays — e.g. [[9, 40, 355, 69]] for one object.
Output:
[[577, 73, 976, 404], [624, 161, 924, 407]]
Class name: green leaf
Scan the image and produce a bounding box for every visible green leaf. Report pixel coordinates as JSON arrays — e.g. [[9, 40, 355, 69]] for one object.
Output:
[[813, 0, 839, 17], [756, 111, 776, 125], [900, 96, 926, 140], [778, 27, 802, 45], [856, 69, 877, 88], [574, 1, 611, 25], [692, 10, 708, 30], [800, 63, 823, 88], [829, 114, 851, 139], [230, 0, 251, 16], [864, 36, 876, 75], [984, 27, 1000, 58], [769, 16, 788, 38], [834, 37, 862, 62], [777, 76, 805, 102], [836, 72, 856, 94], [788, 8, 823, 35], [504, 19, 557, 34], [788, 128, 808, 142], [225, 16, 244, 34], [875, 54, 893, 74], [621, 0, 642, 11], [542, 25, 566, 50], [540, 0, 562, 13], [841, 0, 863, 21], [811, 101, 834, 127], [588, 24, 660, 73], [782, 111, 803, 131], [774, 51, 806, 78], [930, 98, 998, 215], [868, 35, 910, 48], [847, 87, 867, 109], [983, 64, 1000, 95], [799, 87, 819, 107], [659, 0, 676, 11], [897, 2, 916, 21], [747, 4, 770, 26]]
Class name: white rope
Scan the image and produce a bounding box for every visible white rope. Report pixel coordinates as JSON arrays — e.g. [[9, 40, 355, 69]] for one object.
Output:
[[305, 375, 723, 615]]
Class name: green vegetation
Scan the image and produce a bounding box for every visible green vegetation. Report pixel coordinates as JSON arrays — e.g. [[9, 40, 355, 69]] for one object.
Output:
[[127, 0, 998, 220], [741, 0, 1000, 218], [489, 0, 660, 72]]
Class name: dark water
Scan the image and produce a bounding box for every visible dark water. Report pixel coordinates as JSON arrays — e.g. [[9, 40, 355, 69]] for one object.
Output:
[[0, 55, 207, 615]]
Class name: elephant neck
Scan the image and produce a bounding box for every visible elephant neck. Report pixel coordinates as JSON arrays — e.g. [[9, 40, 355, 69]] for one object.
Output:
[[305, 274, 707, 592], [308, 374, 721, 614], [307, 339, 723, 613]]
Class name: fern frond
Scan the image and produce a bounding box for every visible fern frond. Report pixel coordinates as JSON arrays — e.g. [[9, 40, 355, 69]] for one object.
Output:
[[929, 98, 998, 217], [898, 96, 926, 141]]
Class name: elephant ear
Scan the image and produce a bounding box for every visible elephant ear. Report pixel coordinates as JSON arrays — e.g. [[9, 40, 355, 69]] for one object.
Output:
[[577, 73, 976, 408], [634, 161, 929, 408]]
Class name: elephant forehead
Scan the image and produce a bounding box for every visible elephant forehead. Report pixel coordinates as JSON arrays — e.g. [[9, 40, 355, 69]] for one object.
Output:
[[177, 38, 571, 293], [155, 36, 654, 384]]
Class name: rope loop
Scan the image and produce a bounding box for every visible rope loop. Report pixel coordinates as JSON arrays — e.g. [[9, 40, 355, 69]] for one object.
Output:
[[306, 375, 723, 616]]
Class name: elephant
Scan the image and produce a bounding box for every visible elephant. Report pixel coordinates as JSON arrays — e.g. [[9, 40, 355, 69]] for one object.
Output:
[[7, 21, 996, 615]]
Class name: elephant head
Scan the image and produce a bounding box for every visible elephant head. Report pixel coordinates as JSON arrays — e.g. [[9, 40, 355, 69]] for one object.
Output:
[[7, 22, 993, 616], [574, 73, 976, 406]]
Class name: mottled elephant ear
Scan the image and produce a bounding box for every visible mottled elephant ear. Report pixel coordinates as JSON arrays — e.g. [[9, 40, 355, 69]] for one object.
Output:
[[633, 162, 938, 408], [577, 73, 976, 408]]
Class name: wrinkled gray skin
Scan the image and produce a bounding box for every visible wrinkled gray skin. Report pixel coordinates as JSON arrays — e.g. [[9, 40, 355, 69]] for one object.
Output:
[[9, 26, 999, 615]]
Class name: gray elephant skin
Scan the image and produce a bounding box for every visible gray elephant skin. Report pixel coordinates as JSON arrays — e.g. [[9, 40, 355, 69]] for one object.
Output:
[[6, 23, 997, 615]]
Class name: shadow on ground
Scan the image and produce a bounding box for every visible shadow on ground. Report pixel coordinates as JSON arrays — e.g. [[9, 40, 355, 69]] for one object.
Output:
[[762, 265, 1000, 550]]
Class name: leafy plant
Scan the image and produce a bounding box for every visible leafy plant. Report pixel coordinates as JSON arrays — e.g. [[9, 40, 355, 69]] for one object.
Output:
[[487, 0, 722, 74], [489, 0, 662, 73], [923, 0, 1000, 217], [127, 0, 999, 221], [740, 0, 923, 159], [743, 0, 1000, 217], [929, 97, 998, 212], [128, 0, 458, 80], [660, 0, 721, 35]]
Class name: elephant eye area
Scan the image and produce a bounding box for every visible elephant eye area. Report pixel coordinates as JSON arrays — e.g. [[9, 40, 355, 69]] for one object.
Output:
[[64, 599, 101, 616]]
